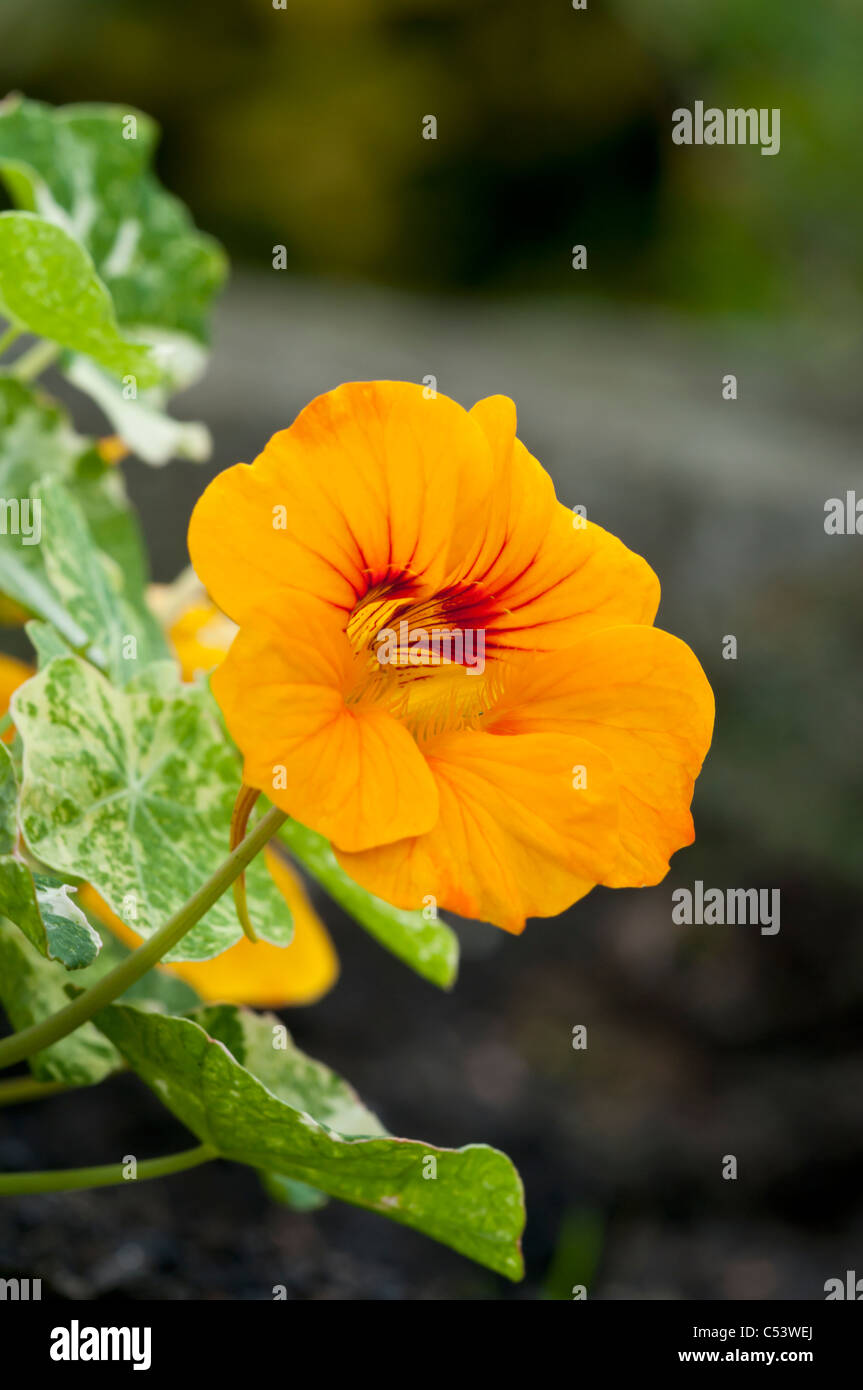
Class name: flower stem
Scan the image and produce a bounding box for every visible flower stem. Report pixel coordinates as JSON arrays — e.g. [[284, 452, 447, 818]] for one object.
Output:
[[0, 711, 12, 738], [12, 340, 61, 382], [0, 804, 288, 1072], [0, 324, 22, 358], [0, 1143, 216, 1195], [230, 783, 262, 942], [0, 1075, 73, 1109]]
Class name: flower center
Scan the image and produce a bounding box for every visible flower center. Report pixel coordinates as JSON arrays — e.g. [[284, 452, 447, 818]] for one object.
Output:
[[345, 577, 505, 738]]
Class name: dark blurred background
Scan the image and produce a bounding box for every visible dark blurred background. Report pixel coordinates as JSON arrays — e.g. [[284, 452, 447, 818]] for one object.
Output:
[[1, 0, 862, 1300]]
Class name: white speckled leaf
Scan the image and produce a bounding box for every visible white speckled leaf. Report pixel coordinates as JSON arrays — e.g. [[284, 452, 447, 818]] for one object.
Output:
[[192, 1004, 388, 1214], [36, 475, 166, 681], [0, 377, 166, 659], [0, 912, 200, 1084], [280, 817, 459, 988], [0, 378, 88, 645], [96, 1003, 526, 1280], [12, 657, 294, 960], [0, 212, 159, 385], [0, 96, 226, 348], [0, 739, 23, 854], [0, 918, 118, 1084], [64, 354, 212, 467], [193, 1002, 383, 1217], [0, 865, 101, 971], [190, 1004, 386, 1137], [0, 741, 101, 968], [24, 619, 73, 667]]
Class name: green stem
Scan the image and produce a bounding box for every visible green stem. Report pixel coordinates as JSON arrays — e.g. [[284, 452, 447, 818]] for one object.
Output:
[[0, 1066, 127, 1108], [0, 1075, 72, 1108], [0, 324, 22, 359], [12, 340, 61, 382], [0, 1143, 216, 1195], [0, 711, 11, 739], [0, 803, 288, 1072]]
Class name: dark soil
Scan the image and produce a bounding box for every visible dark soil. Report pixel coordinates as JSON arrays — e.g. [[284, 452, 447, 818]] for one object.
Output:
[[3, 856, 860, 1301]]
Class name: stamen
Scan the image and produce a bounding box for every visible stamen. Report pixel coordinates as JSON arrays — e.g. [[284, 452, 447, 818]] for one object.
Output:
[[344, 575, 510, 737]]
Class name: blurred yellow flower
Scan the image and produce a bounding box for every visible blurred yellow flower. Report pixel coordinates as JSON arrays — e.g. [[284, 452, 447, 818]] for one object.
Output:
[[0, 596, 31, 627], [0, 652, 30, 742], [96, 435, 130, 466]]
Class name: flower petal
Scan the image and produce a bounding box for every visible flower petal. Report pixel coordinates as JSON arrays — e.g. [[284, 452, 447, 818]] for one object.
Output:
[[211, 592, 439, 852], [189, 380, 495, 622], [170, 603, 237, 682], [458, 394, 660, 650], [0, 653, 32, 742], [336, 729, 619, 933], [489, 626, 715, 886]]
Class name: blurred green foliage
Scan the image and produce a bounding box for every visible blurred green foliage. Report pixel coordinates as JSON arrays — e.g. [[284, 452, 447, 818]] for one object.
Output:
[[1, 0, 860, 326], [542, 1206, 605, 1300]]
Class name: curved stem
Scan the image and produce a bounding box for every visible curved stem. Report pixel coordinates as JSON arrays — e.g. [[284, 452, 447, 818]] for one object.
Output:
[[0, 1143, 216, 1195], [12, 340, 60, 382], [0, 803, 287, 1072], [230, 783, 261, 942], [0, 1066, 127, 1109], [0, 324, 22, 359], [0, 1075, 73, 1109]]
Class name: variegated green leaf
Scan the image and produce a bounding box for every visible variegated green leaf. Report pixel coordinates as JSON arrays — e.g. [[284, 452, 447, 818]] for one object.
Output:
[[24, 618, 73, 667], [192, 1002, 383, 1215], [0, 212, 160, 385], [0, 912, 200, 1084], [65, 355, 211, 466], [0, 378, 88, 645], [0, 739, 19, 852], [96, 1003, 526, 1280], [36, 475, 166, 681], [67, 440, 158, 600], [0, 866, 100, 970], [279, 817, 459, 989], [190, 1004, 386, 1136], [0, 374, 83, 489], [261, 1173, 329, 1211], [0, 376, 164, 652], [0, 741, 100, 967], [0, 96, 227, 348], [0, 918, 117, 1084], [12, 657, 293, 960]]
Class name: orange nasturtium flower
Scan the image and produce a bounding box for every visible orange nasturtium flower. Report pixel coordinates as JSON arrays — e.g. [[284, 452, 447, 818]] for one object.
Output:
[[189, 381, 715, 934]]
